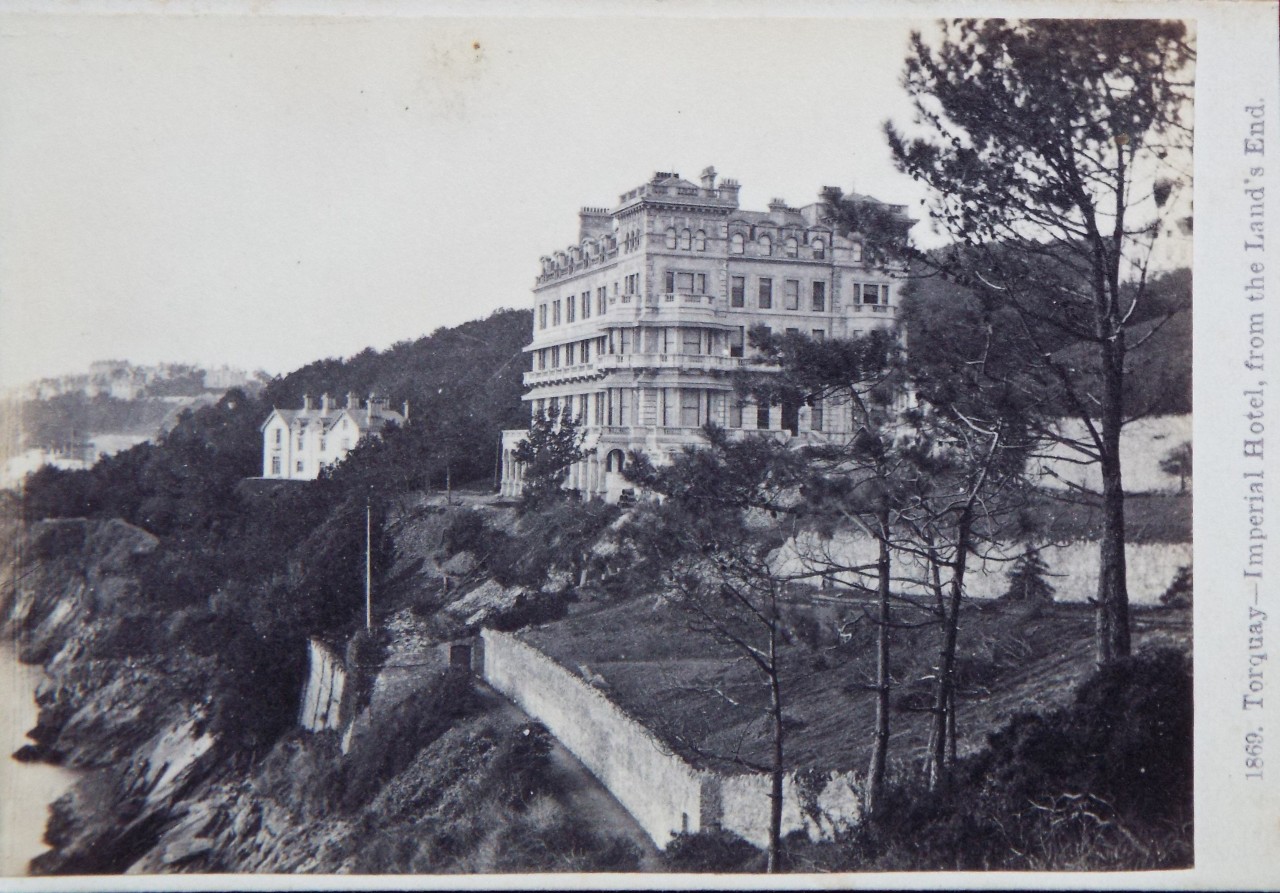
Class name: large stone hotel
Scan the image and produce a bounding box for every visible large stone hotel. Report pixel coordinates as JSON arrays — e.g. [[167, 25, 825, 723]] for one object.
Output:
[[499, 167, 907, 501]]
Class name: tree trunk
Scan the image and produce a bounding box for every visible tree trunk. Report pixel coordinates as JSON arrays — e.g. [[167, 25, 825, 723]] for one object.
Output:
[[928, 509, 971, 792], [767, 626, 784, 873], [865, 511, 892, 817], [1096, 334, 1131, 663]]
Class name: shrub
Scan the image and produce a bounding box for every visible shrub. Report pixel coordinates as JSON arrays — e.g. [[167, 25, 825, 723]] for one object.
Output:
[[663, 829, 761, 873]]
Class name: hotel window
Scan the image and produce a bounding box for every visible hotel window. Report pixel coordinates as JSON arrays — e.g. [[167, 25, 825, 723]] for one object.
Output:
[[597, 287, 607, 315], [595, 393, 605, 425], [697, 273, 707, 293], [730, 233, 745, 255], [581, 292, 590, 319], [860, 283, 886, 305], [619, 388, 634, 425], [679, 229, 692, 250], [784, 279, 800, 310], [731, 276, 746, 307], [729, 400, 743, 428], [694, 230, 706, 251], [756, 402, 771, 429], [551, 346, 561, 367], [566, 297, 576, 323], [730, 326, 745, 358], [537, 350, 546, 370], [812, 238, 826, 260], [581, 339, 591, 362], [812, 329, 826, 341], [538, 304, 548, 329], [553, 300, 562, 325], [665, 271, 675, 293], [566, 343, 576, 365], [851, 242, 864, 262], [271, 456, 281, 474], [549, 396, 560, 415], [758, 235, 772, 255], [644, 328, 661, 352], [810, 400, 824, 431], [619, 329, 633, 353], [677, 272, 695, 293], [812, 281, 827, 311], [579, 394, 588, 420], [758, 278, 773, 309], [665, 227, 677, 249], [785, 236, 798, 258], [683, 329, 701, 354], [680, 389, 700, 427]]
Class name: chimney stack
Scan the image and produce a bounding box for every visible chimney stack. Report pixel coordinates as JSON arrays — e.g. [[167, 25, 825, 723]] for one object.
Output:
[[719, 178, 740, 208], [320, 393, 333, 415], [700, 165, 717, 193], [303, 394, 314, 411], [347, 391, 359, 410]]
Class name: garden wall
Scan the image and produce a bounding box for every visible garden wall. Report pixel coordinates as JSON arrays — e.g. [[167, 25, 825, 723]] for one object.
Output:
[[480, 629, 864, 850]]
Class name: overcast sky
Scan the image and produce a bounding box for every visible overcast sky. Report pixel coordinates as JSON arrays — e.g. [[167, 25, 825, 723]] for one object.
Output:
[[0, 10, 1191, 389], [0, 13, 954, 388]]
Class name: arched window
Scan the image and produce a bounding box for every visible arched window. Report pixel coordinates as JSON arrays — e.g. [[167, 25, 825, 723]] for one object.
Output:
[[606, 449, 626, 472], [730, 233, 745, 255], [679, 228, 692, 250], [694, 230, 707, 251], [758, 235, 772, 256], [785, 236, 798, 258], [665, 227, 677, 249], [812, 238, 826, 260]]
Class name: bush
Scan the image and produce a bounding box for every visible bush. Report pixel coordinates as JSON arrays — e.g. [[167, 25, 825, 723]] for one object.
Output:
[[663, 829, 761, 873]]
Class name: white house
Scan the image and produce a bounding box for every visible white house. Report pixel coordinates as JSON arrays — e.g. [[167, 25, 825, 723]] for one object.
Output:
[[261, 392, 406, 480]]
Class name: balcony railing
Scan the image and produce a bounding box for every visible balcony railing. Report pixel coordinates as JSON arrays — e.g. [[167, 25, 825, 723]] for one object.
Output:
[[852, 303, 893, 313], [594, 353, 742, 373]]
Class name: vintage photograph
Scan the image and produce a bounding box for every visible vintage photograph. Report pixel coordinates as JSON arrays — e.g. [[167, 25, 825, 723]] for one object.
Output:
[[0, 3, 1231, 885]]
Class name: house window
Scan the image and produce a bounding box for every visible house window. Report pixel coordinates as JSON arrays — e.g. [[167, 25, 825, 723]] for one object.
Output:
[[694, 230, 706, 251], [812, 238, 826, 260], [296, 460, 305, 473], [729, 400, 743, 428], [665, 227, 677, 249], [812, 281, 827, 312], [812, 329, 826, 341], [730, 326, 745, 358], [553, 300, 562, 325], [566, 296, 576, 323], [342, 438, 351, 450], [274, 428, 282, 445], [756, 402, 771, 429], [297, 433, 305, 450], [851, 242, 864, 262], [786, 327, 800, 336], [730, 233, 745, 255], [538, 304, 548, 329], [860, 283, 885, 305], [319, 436, 327, 451], [758, 278, 773, 309], [731, 276, 746, 308], [758, 235, 772, 255], [679, 229, 692, 250], [683, 329, 701, 354], [271, 456, 281, 475], [785, 236, 798, 258], [810, 400, 824, 431], [681, 389, 700, 427], [784, 280, 800, 310]]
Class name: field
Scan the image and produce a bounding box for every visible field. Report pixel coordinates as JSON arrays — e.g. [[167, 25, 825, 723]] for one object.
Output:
[[521, 594, 1191, 777]]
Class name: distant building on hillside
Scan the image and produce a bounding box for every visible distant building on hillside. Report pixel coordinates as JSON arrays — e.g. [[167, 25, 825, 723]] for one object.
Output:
[[500, 166, 907, 501], [261, 392, 406, 480]]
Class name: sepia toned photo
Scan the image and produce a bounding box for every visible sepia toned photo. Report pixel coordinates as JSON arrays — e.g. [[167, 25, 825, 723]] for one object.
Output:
[[0, 2, 1270, 888]]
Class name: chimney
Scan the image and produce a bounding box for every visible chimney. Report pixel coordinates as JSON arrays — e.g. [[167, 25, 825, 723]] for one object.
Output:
[[346, 391, 359, 410], [320, 393, 333, 415], [700, 166, 717, 193], [403, 400, 410, 422], [719, 178, 740, 208], [302, 394, 314, 411], [820, 185, 843, 203], [768, 197, 789, 213], [578, 207, 612, 240]]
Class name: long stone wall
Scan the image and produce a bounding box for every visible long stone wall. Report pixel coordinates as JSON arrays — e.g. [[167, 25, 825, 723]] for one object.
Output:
[[480, 629, 863, 850], [777, 534, 1190, 604], [298, 638, 346, 733]]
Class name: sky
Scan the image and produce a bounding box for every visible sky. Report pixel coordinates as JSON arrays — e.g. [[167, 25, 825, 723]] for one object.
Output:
[[0, 12, 951, 388], [0, 9, 1191, 389]]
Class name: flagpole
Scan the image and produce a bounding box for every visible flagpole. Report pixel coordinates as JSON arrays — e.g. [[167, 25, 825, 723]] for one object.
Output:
[[365, 499, 373, 631]]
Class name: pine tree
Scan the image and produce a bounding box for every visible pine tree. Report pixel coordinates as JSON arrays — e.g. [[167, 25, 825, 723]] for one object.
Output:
[[1003, 550, 1056, 603]]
